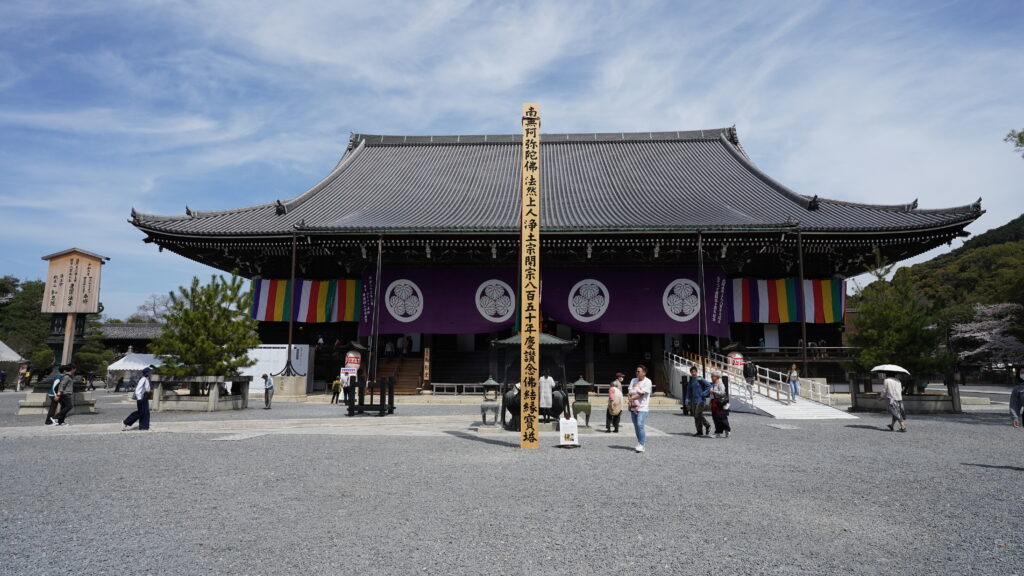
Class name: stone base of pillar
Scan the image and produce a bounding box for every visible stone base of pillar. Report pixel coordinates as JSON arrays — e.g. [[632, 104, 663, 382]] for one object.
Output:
[[275, 375, 308, 401], [17, 392, 97, 416]]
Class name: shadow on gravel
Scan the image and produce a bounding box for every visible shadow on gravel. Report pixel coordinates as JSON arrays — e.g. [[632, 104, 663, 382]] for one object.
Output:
[[845, 424, 888, 431], [608, 445, 637, 451], [962, 463, 1024, 472], [444, 430, 517, 448]]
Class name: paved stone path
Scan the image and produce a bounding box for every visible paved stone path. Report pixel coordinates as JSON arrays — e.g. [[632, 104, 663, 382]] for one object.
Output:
[[0, 390, 1020, 575]]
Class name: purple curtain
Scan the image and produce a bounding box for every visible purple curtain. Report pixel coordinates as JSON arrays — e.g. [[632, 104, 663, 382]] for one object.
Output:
[[360, 266, 730, 337]]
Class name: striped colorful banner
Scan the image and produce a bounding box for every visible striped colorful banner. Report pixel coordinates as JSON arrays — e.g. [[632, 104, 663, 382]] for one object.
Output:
[[251, 279, 361, 323], [803, 278, 845, 324], [731, 278, 844, 324]]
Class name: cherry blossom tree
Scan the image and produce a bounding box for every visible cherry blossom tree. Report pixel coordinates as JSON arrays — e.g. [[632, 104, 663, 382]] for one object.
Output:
[[950, 303, 1024, 365]]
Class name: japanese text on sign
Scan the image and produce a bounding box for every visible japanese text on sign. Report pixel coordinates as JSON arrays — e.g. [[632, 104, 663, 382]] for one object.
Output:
[[519, 103, 541, 449]]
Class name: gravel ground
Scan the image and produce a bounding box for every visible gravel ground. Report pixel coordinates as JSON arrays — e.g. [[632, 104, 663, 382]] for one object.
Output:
[[0, 390, 1021, 575]]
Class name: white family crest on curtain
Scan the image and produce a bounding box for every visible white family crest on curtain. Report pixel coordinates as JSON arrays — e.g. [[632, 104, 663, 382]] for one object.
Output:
[[385, 279, 423, 322], [476, 280, 515, 323], [663, 279, 701, 322], [568, 279, 609, 323]]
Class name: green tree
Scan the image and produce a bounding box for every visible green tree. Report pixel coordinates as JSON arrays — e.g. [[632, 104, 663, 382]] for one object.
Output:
[[73, 319, 115, 375], [30, 343, 55, 379], [1006, 129, 1024, 159], [0, 280, 50, 359], [0, 275, 19, 298], [150, 275, 260, 377], [848, 273, 951, 376]]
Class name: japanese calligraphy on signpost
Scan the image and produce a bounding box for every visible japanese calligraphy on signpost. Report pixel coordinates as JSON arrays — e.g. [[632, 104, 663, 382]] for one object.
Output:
[[520, 103, 541, 449]]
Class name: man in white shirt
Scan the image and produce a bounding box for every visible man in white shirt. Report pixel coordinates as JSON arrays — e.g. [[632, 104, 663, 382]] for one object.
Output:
[[880, 372, 906, 433], [122, 367, 152, 431], [262, 373, 275, 409]]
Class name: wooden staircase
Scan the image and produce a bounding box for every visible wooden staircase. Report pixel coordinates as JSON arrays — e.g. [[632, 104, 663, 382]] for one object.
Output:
[[376, 356, 424, 395]]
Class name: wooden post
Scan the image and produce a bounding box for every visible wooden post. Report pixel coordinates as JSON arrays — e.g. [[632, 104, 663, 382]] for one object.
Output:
[[519, 103, 541, 449], [61, 313, 76, 364]]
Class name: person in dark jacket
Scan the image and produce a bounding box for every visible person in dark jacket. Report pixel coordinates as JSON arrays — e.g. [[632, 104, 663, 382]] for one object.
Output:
[[1010, 372, 1024, 428], [44, 365, 64, 426], [742, 360, 757, 401], [685, 366, 711, 436], [53, 363, 77, 426]]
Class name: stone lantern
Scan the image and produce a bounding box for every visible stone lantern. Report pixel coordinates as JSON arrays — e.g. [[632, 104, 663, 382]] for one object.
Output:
[[480, 376, 501, 425], [571, 376, 593, 427]]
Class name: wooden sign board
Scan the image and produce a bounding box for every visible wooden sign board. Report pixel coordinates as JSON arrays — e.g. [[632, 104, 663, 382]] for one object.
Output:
[[41, 248, 106, 314], [519, 103, 541, 449]]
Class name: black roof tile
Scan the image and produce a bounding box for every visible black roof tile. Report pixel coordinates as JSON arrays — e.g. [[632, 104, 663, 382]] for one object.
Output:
[[131, 128, 982, 238]]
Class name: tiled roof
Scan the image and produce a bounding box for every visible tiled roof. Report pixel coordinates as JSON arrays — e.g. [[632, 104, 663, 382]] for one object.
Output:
[[100, 323, 163, 340], [131, 128, 982, 237]]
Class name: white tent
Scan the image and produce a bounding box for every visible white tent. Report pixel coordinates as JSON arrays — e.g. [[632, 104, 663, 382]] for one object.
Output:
[[239, 345, 311, 392], [107, 353, 161, 372], [104, 347, 310, 393], [0, 339, 26, 363]]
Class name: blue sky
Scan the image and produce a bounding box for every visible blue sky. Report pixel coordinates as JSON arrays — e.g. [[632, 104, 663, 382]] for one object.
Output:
[[1, 0, 1022, 320]]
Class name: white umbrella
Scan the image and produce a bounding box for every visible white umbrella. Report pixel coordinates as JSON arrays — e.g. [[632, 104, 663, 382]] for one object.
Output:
[[871, 364, 910, 375]]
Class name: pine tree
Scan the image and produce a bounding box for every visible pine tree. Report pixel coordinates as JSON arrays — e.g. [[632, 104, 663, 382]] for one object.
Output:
[[73, 319, 115, 376], [150, 275, 260, 377], [0, 280, 51, 359], [848, 273, 951, 376]]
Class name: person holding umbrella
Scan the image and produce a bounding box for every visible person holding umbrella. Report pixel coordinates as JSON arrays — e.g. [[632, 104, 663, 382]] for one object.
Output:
[[879, 370, 907, 432]]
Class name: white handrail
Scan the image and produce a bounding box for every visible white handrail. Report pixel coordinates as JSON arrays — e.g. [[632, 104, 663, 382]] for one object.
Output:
[[671, 350, 834, 407]]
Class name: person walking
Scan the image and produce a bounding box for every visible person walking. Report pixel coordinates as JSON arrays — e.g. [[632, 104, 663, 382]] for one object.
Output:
[[44, 365, 65, 426], [0, 369, 6, 391], [538, 369, 555, 423], [1010, 372, 1024, 428], [685, 366, 711, 436], [742, 360, 757, 401], [122, 367, 152, 431], [709, 372, 731, 438], [787, 363, 800, 402], [880, 371, 906, 432], [262, 373, 275, 409], [53, 363, 77, 426], [330, 378, 342, 405], [627, 364, 653, 453], [606, 372, 625, 433]]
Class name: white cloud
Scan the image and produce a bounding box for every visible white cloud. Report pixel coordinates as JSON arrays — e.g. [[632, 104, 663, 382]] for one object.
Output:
[[0, 0, 1022, 318]]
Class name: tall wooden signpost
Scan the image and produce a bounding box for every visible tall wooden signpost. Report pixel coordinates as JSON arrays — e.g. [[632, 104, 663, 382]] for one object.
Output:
[[41, 248, 106, 364], [519, 104, 541, 449]]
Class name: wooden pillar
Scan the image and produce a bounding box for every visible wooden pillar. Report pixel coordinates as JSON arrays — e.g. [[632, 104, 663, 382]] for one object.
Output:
[[584, 332, 594, 383]]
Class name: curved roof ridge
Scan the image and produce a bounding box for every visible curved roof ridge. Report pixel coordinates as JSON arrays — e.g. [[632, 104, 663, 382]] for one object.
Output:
[[815, 196, 983, 215], [350, 128, 735, 146], [132, 138, 369, 227], [281, 137, 367, 214], [719, 133, 810, 209], [132, 200, 272, 225]]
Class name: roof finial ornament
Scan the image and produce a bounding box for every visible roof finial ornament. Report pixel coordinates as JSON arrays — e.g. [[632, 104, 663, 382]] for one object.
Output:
[[727, 124, 739, 145], [275, 200, 287, 215], [130, 207, 138, 221], [972, 197, 983, 211], [185, 206, 193, 217], [807, 195, 820, 211]]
